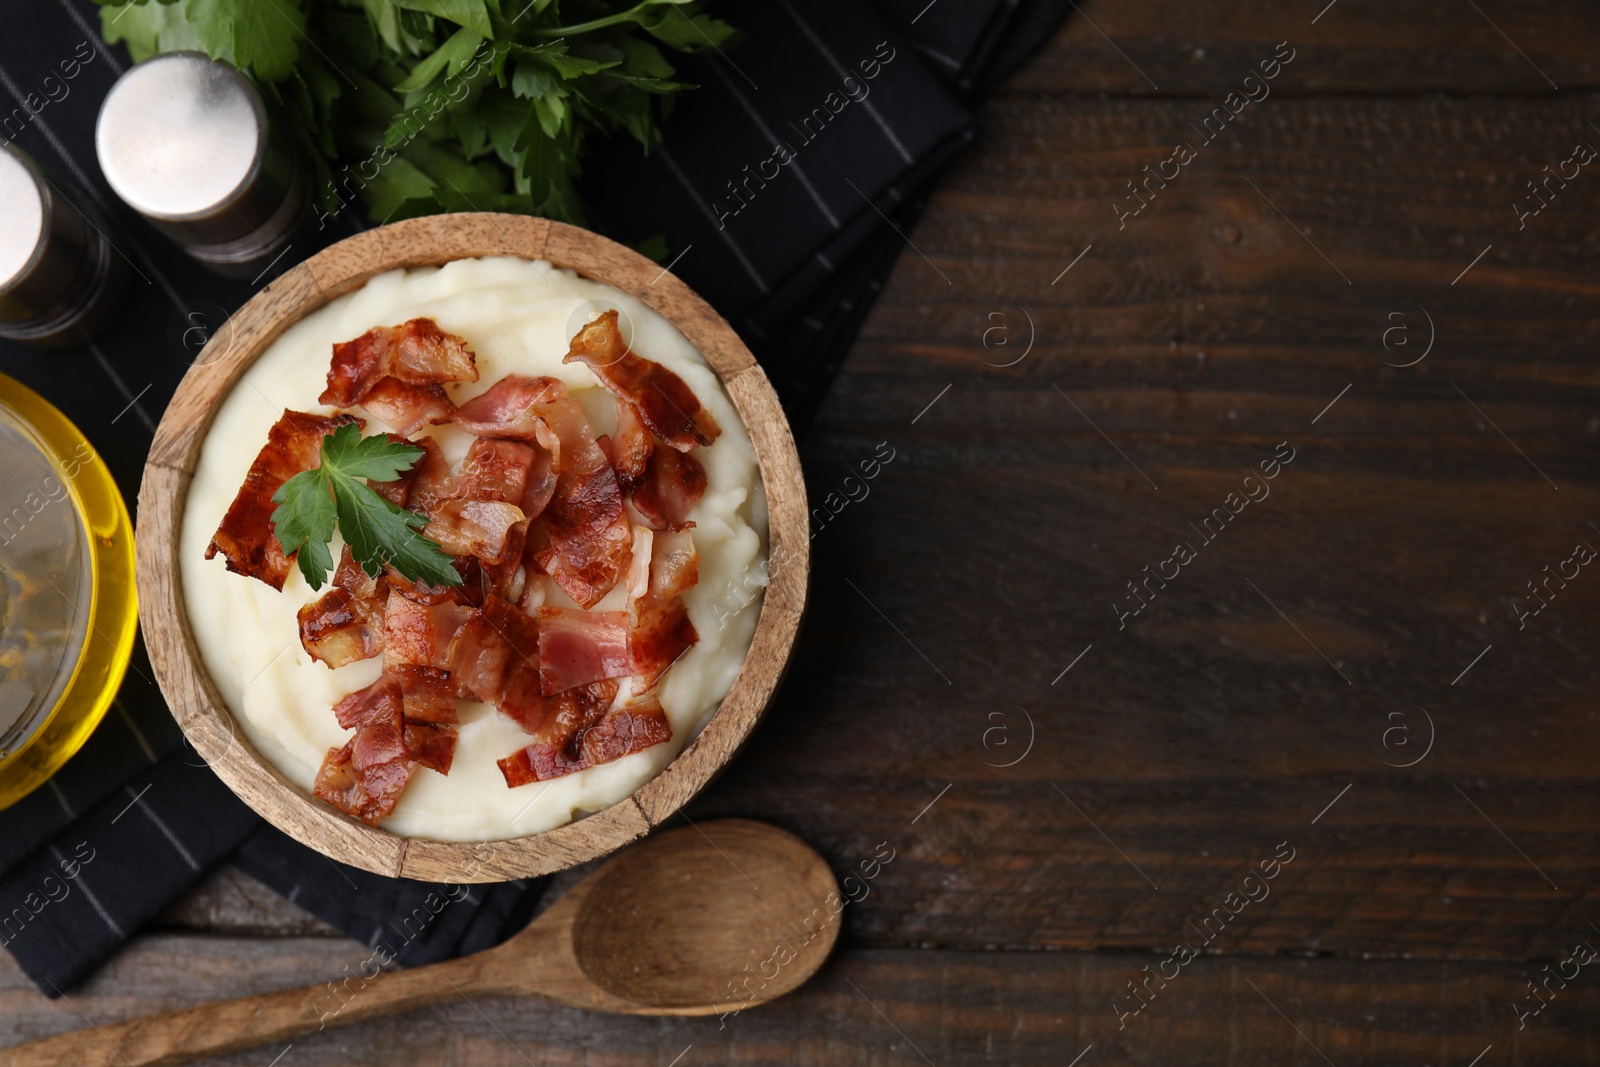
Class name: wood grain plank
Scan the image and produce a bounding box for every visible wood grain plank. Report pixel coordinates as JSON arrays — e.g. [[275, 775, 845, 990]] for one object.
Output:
[[664, 88, 1600, 961], [1004, 0, 1600, 95], [3, 936, 1597, 1065]]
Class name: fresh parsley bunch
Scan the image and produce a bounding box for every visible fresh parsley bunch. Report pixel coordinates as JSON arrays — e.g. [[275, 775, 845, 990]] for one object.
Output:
[[96, 0, 735, 226]]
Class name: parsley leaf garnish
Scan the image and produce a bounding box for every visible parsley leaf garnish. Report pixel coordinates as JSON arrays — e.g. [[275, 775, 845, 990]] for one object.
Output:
[[271, 424, 461, 591]]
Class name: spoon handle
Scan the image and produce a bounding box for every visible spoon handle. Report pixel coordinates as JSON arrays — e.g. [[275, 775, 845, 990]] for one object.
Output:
[[0, 954, 500, 1067]]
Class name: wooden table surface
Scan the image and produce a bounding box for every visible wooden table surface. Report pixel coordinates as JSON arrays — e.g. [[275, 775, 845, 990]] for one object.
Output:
[[7, 2, 1600, 1063]]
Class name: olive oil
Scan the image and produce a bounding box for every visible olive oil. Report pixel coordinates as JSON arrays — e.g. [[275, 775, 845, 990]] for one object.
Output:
[[0, 373, 135, 808]]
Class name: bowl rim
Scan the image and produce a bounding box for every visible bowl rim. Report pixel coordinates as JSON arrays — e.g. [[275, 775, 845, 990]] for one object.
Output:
[[135, 213, 809, 882]]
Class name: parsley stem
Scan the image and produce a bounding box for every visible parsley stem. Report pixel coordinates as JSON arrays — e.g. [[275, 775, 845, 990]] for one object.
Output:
[[529, 0, 665, 37]]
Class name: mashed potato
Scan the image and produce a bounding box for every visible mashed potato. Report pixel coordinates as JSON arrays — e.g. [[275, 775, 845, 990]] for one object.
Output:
[[179, 256, 767, 840]]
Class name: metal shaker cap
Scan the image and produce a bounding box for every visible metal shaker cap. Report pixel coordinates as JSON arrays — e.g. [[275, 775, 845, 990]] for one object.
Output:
[[0, 146, 46, 291], [0, 141, 128, 348], [96, 52, 306, 277], [96, 51, 267, 225]]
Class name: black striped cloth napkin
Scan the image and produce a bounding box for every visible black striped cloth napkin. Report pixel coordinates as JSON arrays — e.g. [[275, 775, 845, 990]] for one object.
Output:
[[0, 0, 1065, 994]]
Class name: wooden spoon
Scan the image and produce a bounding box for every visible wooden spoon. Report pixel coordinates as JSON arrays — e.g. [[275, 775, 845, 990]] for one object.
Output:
[[0, 819, 840, 1067]]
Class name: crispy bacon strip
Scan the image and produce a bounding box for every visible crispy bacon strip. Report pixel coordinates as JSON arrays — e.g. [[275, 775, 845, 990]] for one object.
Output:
[[206, 410, 359, 591], [629, 529, 700, 691], [533, 468, 631, 607], [458, 438, 536, 504], [643, 528, 699, 600], [472, 441, 554, 604], [498, 693, 670, 786], [450, 375, 565, 441], [333, 545, 384, 598], [332, 675, 403, 730], [298, 586, 386, 668], [404, 436, 456, 516], [319, 671, 457, 822], [496, 679, 619, 770], [381, 554, 483, 608], [609, 398, 653, 491], [444, 595, 539, 704], [519, 383, 631, 607], [536, 607, 631, 695], [320, 318, 478, 407], [484, 519, 528, 603], [487, 598, 544, 730], [365, 436, 420, 508], [563, 311, 720, 451], [314, 691, 415, 827], [383, 590, 470, 671], [445, 615, 509, 701], [521, 443, 558, 521], [357, 378, 455, 437], [625, 526, 653, 599], [423, 499, 526, 565], [630, 446, 707, 529], [314, 736, 413, 825], [403, 722, 457, 774], [392, 664, 457, 724]]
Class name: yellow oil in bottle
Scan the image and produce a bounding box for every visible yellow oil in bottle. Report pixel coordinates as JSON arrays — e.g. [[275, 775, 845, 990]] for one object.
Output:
[[0, 373, 136, 808]]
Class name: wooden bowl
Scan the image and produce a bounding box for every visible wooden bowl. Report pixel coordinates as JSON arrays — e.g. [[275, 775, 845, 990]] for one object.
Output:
[[136, 214, 808, 882]]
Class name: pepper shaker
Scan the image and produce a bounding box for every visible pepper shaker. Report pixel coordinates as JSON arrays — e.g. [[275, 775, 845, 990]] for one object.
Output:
[[0, 140, 129, 349], [95, 52, 309, 281]]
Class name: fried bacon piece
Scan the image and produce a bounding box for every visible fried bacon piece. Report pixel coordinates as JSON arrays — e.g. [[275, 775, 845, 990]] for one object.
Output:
[[498, 693, 671, 787], [334, 545, 384, 598], [381, 555, 482, 607], [535, 607, 631, 695], [457, 438, 536, 504], [495, 679, 619, 772], [484, 519, 529, 603], [450, 375, 565, 442], [533, 468, 631, 607], [315, 734, 414, 825], [497, 660, 561, 734], [609, 399, 653, 491], [423, 499, 526, 565], [445, 595, 538, 703], [630, 446, 707, 529], [314, 682, 414, 826], [403, 721, 457, 775], [629, 529, 700, 691], [206, 410, 359, 591], [319, 672, 457, 822], [521, 443, 559, 521], [320, 318, 478, 407], [642, 527, 699, 600], [332, 674, 403, 730], [403, 436, 456, 516], [522, 384, 632, 608], [563, 311, 720, 451], [473, 442, 555, 603], [357, 378, 455, 437], [391, 664, 457, 724], [383, 590, 470, 671], [298, 586, 386, 668], [625, 526, 653, 599], [364, 435, 421, 508], [446, 614, 510, 702]]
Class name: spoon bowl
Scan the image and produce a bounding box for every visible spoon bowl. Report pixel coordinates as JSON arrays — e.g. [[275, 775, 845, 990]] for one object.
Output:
[[0, 820, 840, 1067]]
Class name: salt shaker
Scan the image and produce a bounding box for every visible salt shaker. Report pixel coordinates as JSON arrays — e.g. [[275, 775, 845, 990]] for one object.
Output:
[[0, 140, 129, 349], [95, 52, 309, 281]]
